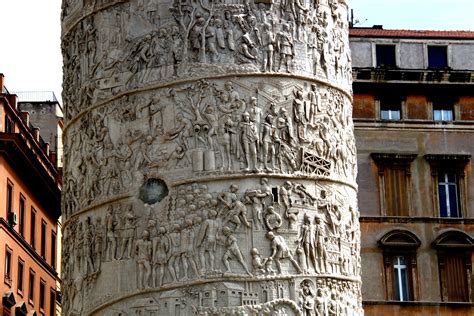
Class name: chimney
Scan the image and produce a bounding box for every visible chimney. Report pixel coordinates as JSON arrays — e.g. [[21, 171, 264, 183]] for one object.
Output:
[[44, 143, 50, 157], [0, 73, 4, 92], [50, 151, 57, 166]]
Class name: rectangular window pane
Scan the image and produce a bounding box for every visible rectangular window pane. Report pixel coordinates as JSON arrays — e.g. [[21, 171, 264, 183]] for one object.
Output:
[[51, 232, 57, 269], [448, 185, 459, 217], [31, 209, 36, 249], [19, 196, 25, 237], [7, 182, 13, 214], [376, 45, 396, 67], [18, 260, 24, 292], [40, 280, 45, 309], [41, 221, 47, 258], [438, 172, 460, 218], [5, 249, 12, 284], [29, 270, 35, 301], [393, 256, 410, 301], [50, 288, 56, 316], [438, 182, 448, 217], [428, 46, 448, 69]]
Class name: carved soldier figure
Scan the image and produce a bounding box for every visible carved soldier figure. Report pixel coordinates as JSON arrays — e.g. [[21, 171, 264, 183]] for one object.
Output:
[[240, 112, 260, 172], [224, 195, 251, 230], [119, 205, 137, 260], [250, 248, 267, 275], [197, 210, 220, 274], [153, 226, 169, 287], [221, 227, 252, 275], [105, 206, 118, 261], [168, 223, 181, 282], [266, 231, 302, 274], [277, 24, 294, 73], [244, 188, 270, 230], [94, 217, 104, 272], [261, 22, 275, 72], [180, 219, 200, 280], [136, 230, 152, 289], [297, 214, 316, 272]]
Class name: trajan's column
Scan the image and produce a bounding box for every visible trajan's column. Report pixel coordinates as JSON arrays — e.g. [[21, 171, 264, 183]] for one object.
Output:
[[61, 0, 361, 314]]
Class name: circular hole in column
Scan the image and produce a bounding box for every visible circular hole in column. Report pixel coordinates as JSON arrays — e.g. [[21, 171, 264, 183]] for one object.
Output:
[[139, 178, 169, 204]]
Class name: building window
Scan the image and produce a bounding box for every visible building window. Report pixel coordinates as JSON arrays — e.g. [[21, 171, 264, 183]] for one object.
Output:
[[6, 181, 13, 215], [380, 98, 402, 120], [4, 114, 14, 133], [31, 208, 36, 249], [372, 153, 417, 216], [379, 230, 421, 302], [19, 195, 25, 237], [425, 154, 470, 218], [4, 246, 12, 286], [50, 288, 56, 316], [428, 46, 448, 69], [433, 103, 454, 121], [18, 259, 24, 294], [438, 172, 460, 217], [28, 269, 35, 303], [40, 279, 46, 311], [393, 256, 411, 301], [433, 230, 473, 302], [51, 231, 57, 269], [376, 45, 396, 68], [41, 220, 47, 258]]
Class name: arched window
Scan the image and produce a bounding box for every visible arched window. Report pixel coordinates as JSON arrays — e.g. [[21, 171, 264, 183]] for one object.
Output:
[[432, 230, 474, 302], [379, 229, 421, 301]]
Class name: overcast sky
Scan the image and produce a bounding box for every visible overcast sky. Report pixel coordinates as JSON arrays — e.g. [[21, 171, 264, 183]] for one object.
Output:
[[0, 0, 473, 103]]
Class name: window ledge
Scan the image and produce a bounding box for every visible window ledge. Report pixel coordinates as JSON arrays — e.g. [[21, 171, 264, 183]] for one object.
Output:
[[360, 216, 474, 224], [363, 300, 474, 307]]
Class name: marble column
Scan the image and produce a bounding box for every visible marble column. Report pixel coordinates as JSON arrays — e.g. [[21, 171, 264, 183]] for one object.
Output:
[[61, 0, 362, 314]]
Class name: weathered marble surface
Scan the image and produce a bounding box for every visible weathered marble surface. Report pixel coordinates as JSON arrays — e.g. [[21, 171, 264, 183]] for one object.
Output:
[[61, 0, 362, 315]]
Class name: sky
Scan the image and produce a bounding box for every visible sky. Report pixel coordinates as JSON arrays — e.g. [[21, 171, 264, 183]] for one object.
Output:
[[0, 0, 473, 104]]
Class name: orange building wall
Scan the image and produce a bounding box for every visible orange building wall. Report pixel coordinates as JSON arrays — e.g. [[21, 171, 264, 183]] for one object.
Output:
[[0, 155, 58, 315]]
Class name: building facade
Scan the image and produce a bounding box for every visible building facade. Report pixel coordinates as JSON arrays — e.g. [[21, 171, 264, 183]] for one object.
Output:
[[350, 27, 474, 315], [0, 74, 62, 316]]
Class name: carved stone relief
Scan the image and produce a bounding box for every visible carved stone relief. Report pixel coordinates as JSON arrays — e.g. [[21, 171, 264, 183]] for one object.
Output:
[[61, 0, 361, 315]]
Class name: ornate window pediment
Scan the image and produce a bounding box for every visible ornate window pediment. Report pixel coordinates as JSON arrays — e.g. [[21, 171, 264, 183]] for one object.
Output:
[[379, 229, 421, 250], [432, 230, 474, 250]]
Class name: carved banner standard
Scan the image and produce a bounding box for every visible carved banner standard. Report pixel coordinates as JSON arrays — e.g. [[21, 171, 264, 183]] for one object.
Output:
[[61, 0, 361, 315]]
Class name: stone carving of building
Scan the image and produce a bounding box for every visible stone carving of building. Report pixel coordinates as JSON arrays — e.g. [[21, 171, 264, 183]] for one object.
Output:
[[351, 27, 474, 315], [60, 0, 361, 315]]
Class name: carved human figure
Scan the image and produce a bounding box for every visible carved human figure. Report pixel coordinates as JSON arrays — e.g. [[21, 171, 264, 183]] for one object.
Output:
[[244, 188, 270, 230], [277, 24, 294, 72], [266, 231, 302, 274], [136, 230, 152, 289], [84, 218, 95, 274], [167, 223, 181, 282], [315, 288, 327, 316], [240, 112, 260, 171], [224, 195, 251, 230], [293, 89, 308, 141], [297, 214, 316, 273], [221, 227, 252, 275], [223, 20, 235, 51], [180, 219, 200, 280], [299, 280, 316, 316], [250, 248, 267, 275], [94, 217, 104, 272], [170, 25, 183, 76], [307, 84, 320, 125], [152, 226, 169, 287], [261, 22, 275, 72], [261, 114, 276, 171], [314, 216, 328, 273], [119, 205, 137, 260], [279, 181, 298, 228], [105, 206, 118, 261], [197, 210, 220, 274]]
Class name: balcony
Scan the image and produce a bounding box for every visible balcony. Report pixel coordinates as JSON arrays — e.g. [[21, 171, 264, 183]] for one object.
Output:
[[353, 67, 474, 84]]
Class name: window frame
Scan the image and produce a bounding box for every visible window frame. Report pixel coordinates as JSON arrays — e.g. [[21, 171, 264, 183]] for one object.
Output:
[[379, 230, 421, 302], [433, 230, 474, 302], [424, 154, 470, 218], [30, 207, 37, 249], [51, 230, 57, 269], [375, 44, 397, 68], [19, 194, 26, 237], [17, 258, 25, 295], [39, 278, 46, 311], [4, 245, 13, 286], [41, 219, 47, 259], [371, 153, 417, 216], [427, 45, 449, 69], [378, 96, 404, 121], [28, 268, 35, 304]]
